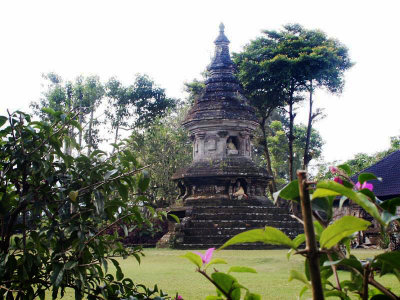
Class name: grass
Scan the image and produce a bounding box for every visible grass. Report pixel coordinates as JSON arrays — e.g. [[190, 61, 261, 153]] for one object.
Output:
[[52, 249, 400, 299]]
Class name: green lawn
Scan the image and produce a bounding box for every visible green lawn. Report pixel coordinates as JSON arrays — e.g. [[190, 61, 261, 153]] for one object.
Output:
[[53, 249, 399, 299]]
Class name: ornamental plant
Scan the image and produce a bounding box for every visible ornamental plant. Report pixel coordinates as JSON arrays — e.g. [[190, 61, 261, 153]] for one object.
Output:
[[185, 164, 400, 299], [181, 248, 260, 300], [0, 109, 172, 299]]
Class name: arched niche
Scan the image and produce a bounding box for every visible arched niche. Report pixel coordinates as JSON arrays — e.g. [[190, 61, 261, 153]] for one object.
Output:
[[226, 136, 239, 155]]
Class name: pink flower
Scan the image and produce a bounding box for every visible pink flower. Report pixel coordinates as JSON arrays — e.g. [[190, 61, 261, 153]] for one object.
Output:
[[194, 248, 215, 265], [175, 295, 183, 300], [329, 166, 339, 174], [333, 177, 343, 184], [355, 181, 373, 191]]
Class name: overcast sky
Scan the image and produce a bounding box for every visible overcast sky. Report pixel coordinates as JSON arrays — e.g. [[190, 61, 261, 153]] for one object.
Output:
[[1, 0, 399, 163]]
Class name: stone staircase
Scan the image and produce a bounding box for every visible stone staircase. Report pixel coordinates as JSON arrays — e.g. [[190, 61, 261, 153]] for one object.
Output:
[[173, 200, 303, 250]]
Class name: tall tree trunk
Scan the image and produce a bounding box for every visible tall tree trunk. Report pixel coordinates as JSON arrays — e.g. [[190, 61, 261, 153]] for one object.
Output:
[[87, 106, 94, 156], [261, 117, 277, 196], [303, 80, 313, 170], [78, 102, 83, 149], [288, 92, 295, 181], [111, 125, 119, 155]]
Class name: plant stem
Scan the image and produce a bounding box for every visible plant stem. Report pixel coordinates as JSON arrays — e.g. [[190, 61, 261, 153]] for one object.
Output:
[[297, 170, 324, 300], [369, 278, 400, 300], [362, 265, 369, 300], [327, 253, 341, 291]]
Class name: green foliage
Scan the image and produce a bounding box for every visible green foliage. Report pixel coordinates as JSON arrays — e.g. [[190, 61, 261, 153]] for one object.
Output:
[[105, 74, 177, 147], [234, 23, 352, 181], [219, 227, 295, 250], [0, 110, 171, 299], [180, 252, 202, 268], [319, 216, 370, 249], [253, 113, 324, 189], [31, 73, 105, 153], [181, 249, 260, 300], [199, 165, 400, 299], [130, 104, 192, 207]]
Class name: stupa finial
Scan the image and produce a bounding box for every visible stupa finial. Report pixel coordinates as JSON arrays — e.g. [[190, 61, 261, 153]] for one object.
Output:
[[214, 23, 230, 44]]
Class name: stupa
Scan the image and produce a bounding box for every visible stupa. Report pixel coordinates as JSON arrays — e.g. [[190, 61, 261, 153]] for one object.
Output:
[[172, 23, 270, 203], [162, 24, 302, 249]]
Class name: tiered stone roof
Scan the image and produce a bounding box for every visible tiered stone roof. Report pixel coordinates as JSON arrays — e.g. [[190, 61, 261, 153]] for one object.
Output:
[[183, 23, 257, 128]]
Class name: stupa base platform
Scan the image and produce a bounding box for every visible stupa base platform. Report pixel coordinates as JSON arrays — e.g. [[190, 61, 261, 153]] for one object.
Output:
[[159, 200, 303, 250]]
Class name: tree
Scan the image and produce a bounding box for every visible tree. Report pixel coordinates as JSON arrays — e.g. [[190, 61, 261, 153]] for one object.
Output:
[[234, 24, 353, 181], [105, 74, 177, 150], [130, 104, 192, 207], [81, 76, 104, 156], [253, 116, 324, 189], [0, 109, 171, 299], [31, 73, 105, 155]]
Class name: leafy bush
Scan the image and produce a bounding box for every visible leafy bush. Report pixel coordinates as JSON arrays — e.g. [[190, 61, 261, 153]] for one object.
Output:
[[0, 110, 172, 299], [182, 165, 400, 299]]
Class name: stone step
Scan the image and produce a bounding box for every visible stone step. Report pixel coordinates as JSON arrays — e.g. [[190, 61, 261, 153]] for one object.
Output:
[[184, 199, 275, 207], [191, 206, 290, 214], [188, 219, 301, 228], [191, 212, 295, 221], [183, 224, 301, 236], [182, 231, 302, 244]]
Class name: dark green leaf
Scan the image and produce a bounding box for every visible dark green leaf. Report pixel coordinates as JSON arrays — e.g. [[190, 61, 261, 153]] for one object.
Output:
[[244, 293, 261, 300], [211, 272, 238, 297], [0, 116, 7, 127], [69, 190, 78, 202], [219, 227, 294, 250], [205, 258, 228, 270], [316, 181, 384, 225], [111, 258, 124, 281], [105, 169, 118, 180], [180, 252, 202, 268], [91, 150, 107, 158], [138, 170, 150, 192], [42, 107, 56, 116], [375, 251, 400, 271], [292, 234, 305, 249], [325, 290, 351, 299], [117, 183, 128, 201], [168, 213, 180, 223], [313, 221, 324, 240], [273, 180, 299, 203], [338, 164, 351, 176], [380, 197, 400, 215], [288, 269, 310, 287], [69, 119, 82, 131], [320, 216, 370, 249], [358, 173, 380, 184], [64, 261, 78, 270], [50, 263, 64, 288]]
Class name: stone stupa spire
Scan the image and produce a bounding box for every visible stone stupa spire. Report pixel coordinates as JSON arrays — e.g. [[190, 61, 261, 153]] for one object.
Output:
[[209, 23, 234, 72], [166, 24, 302, 251]]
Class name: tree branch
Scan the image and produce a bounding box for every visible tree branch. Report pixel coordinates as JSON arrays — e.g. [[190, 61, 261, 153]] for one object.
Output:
[[77, 165, 150, 196]]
